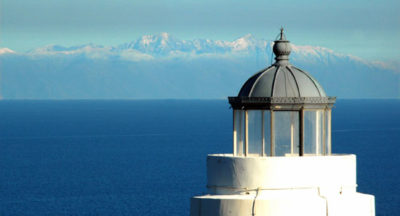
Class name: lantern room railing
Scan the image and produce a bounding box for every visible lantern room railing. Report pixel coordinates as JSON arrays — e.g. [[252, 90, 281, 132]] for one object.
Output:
[[233, 109, 332, 157]]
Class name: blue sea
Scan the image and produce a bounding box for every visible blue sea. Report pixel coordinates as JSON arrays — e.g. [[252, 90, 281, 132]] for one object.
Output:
[[0, 99, 399, 216]]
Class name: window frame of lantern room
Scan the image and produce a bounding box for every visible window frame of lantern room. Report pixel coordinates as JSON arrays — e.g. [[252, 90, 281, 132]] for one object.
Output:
[[230, 97, 335, 157]]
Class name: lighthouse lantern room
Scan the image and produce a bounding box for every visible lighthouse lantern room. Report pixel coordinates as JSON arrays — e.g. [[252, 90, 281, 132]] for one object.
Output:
[[190, 29, 375, 216], [229, 29, 335, 157]]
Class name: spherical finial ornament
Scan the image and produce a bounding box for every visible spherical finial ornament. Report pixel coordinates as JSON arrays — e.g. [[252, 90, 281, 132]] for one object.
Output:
[[273, 28, 291, 64]]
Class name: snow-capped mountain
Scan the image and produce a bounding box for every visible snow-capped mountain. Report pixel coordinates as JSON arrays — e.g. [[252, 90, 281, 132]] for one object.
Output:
[[119, 33, 195, 54], [23, 33, 272, 56], [1, 33, 398, 99], [116, 33, 267, 55], [16, 33, 390, 69], [0, 48, 16, 55]]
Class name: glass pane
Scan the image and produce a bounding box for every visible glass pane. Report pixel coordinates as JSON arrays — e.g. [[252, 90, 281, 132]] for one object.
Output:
[[325, 109, 331, 154], [264, 111, 271, 156], [274, 111, 299, 156], [291, 112, 299, 155], [316, 110, 323, 155], [247, 110, 263, 156], [233, 110, 237, 155], [234, 110, 245, 156], [304, 110, 323, 155]]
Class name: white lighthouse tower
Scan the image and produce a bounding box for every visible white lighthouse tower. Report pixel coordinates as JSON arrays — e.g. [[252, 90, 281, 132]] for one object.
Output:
[[190, 29, 375, 216]]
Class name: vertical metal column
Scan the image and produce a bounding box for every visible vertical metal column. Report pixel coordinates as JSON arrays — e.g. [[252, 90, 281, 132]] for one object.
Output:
[[299, 109, 304, 156]]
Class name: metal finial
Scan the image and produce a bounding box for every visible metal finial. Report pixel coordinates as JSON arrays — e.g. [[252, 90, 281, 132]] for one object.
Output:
[[273, 27, 291, 65]]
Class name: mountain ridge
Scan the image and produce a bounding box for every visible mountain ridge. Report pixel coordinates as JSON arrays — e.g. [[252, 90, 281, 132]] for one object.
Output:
[[4, 32, 396, 73], [1, 33, 399, 99]]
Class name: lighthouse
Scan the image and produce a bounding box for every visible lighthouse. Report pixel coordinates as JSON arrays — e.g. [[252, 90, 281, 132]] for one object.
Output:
[[190, 29, 375, 216]]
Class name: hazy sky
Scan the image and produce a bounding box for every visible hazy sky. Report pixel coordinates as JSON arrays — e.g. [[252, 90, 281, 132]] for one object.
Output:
[[1, 0, 399, 61]]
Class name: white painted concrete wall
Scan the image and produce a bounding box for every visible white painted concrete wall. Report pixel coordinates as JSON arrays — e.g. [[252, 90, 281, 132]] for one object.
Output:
[[191, 154, 375, 216], [207, 154, 356, 195], [191, 193, 374, 216]]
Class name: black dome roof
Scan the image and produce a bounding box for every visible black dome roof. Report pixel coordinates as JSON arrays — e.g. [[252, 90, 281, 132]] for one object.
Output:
[[238, 28, 326, 98]]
